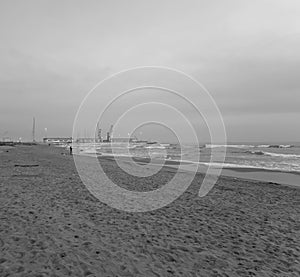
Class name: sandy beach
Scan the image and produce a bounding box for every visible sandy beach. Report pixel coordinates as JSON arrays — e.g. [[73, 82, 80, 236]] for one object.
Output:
[[1, 144, 300, 276]]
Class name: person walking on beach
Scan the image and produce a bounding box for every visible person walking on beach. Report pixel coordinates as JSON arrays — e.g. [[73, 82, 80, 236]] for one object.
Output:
[[69, 145, 72, 155]]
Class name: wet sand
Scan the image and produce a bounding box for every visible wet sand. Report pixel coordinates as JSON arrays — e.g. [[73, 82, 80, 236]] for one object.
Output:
[[1, 145, 300, 276]]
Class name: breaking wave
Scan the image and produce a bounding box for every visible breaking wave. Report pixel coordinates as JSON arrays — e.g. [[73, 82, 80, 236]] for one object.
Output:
[[205, 144, 255, 148], [248, 151, 300, 158]]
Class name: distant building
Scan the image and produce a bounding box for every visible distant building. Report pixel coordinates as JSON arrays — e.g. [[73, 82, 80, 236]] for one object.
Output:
[[111, 137, 134, 143], [74, 137, 134, 143], [43, 137, 72, 144], [75, 138, 101, 143], [0, 137, 14, 146]]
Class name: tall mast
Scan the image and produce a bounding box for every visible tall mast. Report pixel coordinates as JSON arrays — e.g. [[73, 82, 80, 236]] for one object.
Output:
[[32, 117, 36, 142]]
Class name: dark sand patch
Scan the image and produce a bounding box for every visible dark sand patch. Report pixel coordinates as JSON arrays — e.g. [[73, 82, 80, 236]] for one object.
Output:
[[0, 145, 300, 276]]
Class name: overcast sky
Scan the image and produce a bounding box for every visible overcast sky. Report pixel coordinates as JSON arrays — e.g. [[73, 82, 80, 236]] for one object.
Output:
[[1, 0, 300, 142]]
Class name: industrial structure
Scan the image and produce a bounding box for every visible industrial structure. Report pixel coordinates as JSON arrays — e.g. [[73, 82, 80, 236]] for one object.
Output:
[[103, 124, 114, 142], [32, 117, 36, 142], [43, 137, 72, 144], [44, 123, 142, 144]]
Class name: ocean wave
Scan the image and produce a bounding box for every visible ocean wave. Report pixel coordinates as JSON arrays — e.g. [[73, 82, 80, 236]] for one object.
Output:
[[199, 162, 300, 172], [247, 150, 265, 155], [263, 152, 300, 158], [200, 162, 262, 169], [248, 150, 300, 158], [75, 150, 300, 173], [267, 144, 293, 148], [145, 145, 166, 149], [161, 157, 300, 173], [257, 145, 271, 148], [205, 144, 255, 148], [205, 144, 294, 149]]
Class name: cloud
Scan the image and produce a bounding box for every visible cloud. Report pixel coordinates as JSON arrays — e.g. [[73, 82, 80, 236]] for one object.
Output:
[[0, 0, 300, 141]]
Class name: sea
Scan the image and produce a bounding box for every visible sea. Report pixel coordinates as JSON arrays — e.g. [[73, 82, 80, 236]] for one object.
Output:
[[71, 142, 300, 186], [73, 142, 300, 172]]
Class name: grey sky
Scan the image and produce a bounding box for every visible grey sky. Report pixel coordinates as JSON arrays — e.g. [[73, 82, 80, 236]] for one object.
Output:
[[1, 0, 300, 142]]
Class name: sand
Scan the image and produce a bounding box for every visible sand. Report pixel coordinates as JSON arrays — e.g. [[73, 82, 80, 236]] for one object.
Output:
[[0, 145, 300, 276]]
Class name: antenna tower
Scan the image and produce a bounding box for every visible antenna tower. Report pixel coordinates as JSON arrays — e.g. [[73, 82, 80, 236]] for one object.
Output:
[[32, 117, 36, 142]]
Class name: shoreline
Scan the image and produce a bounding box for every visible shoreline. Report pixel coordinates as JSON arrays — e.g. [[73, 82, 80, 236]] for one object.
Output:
[[76, 151, 300, 189]]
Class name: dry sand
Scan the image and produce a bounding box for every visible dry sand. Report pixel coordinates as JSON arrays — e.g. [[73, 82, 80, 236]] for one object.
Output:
[[0, 145, 300, 276]]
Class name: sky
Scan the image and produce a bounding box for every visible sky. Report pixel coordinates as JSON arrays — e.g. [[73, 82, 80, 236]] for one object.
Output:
[[0, 0, 300, 143]]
